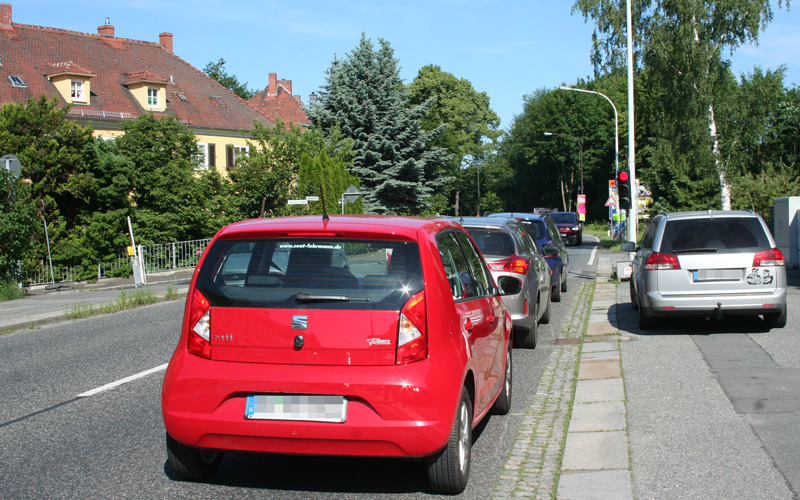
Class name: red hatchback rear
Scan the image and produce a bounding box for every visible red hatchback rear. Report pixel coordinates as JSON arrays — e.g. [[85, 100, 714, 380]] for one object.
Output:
[[161, 215, 513, 494]]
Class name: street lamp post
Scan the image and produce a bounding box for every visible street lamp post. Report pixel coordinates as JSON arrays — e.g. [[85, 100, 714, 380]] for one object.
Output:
[[559, 86, 619, 178], [544, 131, 584, 196]]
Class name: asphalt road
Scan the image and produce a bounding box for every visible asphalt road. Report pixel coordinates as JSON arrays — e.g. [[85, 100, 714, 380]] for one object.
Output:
[[0, 242, 600, 498]]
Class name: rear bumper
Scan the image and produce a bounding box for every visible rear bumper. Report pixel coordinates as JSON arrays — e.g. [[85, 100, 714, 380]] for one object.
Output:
[[643, 289, 786, 317], [161, 352, 461, 458]]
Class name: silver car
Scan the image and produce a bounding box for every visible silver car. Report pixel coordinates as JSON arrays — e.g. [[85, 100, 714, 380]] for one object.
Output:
[[622, 210, 787, 330], [452, 216, 553, 348]]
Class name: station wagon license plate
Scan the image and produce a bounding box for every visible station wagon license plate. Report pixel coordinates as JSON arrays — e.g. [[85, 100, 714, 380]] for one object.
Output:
[[692, 269, 742, 282], [245, 394, 347, 422]]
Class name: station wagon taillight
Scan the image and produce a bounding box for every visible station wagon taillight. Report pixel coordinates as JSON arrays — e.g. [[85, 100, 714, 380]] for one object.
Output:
[[753, 248, 785, 267], [396, 291, 427, 364], [644, 252, 681, 271], [489, 255, 530, 275], [187, 289, 212, 359]]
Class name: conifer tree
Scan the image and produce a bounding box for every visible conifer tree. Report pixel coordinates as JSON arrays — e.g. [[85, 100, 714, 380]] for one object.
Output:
[[308, 34, 447, 214]]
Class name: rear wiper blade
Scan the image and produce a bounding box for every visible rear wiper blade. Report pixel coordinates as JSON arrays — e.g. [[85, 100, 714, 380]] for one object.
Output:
[[295, 293, 370, 302], [672, 247, 718, 254]]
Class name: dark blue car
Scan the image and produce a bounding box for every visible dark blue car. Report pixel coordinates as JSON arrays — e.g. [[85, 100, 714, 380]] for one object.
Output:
[[488, 212, 569, 302]]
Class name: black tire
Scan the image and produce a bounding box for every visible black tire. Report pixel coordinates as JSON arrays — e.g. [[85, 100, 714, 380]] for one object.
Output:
[[576, 235, 582, 246], [764, 308, 787, 329], [540, 294, 551, 325], [630, 281, 639, 311], [427, 387, 473, 494], [551, 280, 562, 303], [560, 271, 568, 293], [492, 345, 512, 415], [166, 433, 223, 481], [638, 300, 657, 330]]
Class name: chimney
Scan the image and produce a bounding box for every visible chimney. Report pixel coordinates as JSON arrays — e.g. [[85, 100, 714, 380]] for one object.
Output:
[[0, 3, 12, 29], [279, 79, 292, 95], [97, 18, 114, 37], [309, 92, 318, 104], [268, 73, 277, 96], [159, 32, 173, 53]]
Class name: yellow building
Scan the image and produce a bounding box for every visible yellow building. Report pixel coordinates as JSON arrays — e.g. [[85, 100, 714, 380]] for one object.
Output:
[[0, 3, 273, 175]]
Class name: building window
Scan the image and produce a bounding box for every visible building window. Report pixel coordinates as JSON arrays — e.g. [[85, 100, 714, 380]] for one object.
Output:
[[148, 88, 159, 107], [197, 143, 216, 171], [71, 80, 85, 101], [226, 145, 249, 171], [8, 75, 27, 88]]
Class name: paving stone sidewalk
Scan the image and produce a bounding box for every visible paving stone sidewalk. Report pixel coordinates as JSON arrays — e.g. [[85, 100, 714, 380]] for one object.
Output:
[[493, 255, 633, 499]]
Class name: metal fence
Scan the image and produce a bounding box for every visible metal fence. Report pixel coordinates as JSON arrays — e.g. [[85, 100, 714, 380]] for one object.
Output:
[[23, 238, 211, 286]]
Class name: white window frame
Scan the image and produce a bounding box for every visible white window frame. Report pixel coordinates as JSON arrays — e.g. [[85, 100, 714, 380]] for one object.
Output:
[[233, 145, 249, 158], [147, 87, 159, 108], [196, 143, 210, 171], [71, 80, 85, 102]]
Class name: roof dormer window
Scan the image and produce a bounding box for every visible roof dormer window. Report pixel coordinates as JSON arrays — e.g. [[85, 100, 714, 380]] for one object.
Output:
[[148, 87, 159, 108], [71, 80, 86, 102]]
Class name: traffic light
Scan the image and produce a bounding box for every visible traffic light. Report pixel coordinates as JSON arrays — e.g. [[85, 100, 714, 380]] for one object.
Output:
[[617, 170, 631, 210]]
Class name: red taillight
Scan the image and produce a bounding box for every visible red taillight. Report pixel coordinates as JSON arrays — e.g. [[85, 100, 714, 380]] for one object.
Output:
[[753, 248, 785, 267], [396, 291, 427, 364], [187, 289, 211, 359], [489, 255, 530, 275], [644, 252, 681, 271]]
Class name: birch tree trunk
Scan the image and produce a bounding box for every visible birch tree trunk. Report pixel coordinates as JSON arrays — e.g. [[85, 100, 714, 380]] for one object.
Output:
[[707, 103, 732, 210]]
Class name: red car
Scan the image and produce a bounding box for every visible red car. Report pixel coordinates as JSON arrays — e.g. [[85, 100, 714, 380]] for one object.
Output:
[[550, 211, 583, 246], [162, 215, 513, 494]]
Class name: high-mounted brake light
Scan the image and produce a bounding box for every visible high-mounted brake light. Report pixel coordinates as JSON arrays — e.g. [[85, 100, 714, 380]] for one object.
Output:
[[396, 291, 427, 364], [644, 252, 681, 271], [187, 289, 212, 358], [753, 248, 785, 267]]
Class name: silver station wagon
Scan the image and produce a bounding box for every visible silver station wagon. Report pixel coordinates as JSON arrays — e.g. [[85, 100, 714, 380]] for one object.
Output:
[[622, 210, 787, 330]]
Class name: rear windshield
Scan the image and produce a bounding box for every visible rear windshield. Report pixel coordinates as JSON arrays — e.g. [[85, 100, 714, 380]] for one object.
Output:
[[519, 220, 546, 240], [195, 238, 423, 310], [550, 212, 578, 224], [464, 228, 515, 257], [660, 218, 771, 254]]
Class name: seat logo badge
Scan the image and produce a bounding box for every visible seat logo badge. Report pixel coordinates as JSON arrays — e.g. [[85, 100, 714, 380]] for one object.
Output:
[[367, 338, 391, 346], [292, 315, 308, 330]]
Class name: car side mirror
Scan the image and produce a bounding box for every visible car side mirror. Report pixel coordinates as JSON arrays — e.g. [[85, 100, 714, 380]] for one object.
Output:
[[542, 244, 559, 257], [620, 241, 637, 252], [496, 276, 521, 296]]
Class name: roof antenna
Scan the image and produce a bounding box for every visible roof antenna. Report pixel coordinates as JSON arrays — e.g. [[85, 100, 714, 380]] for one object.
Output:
[[319, 184, 329, 221]]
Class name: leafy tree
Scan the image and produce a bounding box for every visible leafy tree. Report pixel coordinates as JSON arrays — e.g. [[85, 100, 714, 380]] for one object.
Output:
[[203, 58, 256, 100], [308, 34, 448, 215], [573, 0, 792, 210], [408, 65, 501, 215], [0, 170, 38, 284], [114, 114, 232, 242]]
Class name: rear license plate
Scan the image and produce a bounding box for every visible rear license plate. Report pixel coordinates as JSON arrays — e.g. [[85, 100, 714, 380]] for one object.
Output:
[[692, 269, 742, 282], [245, 394, 347, 422]]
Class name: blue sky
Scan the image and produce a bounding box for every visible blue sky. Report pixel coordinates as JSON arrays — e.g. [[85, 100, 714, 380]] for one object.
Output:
[[12, 1, 800, 130]]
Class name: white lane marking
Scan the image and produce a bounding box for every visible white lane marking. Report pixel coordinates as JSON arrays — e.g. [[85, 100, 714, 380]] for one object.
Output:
[[77, 363, 168, 397], [587, 246, 598, 266]]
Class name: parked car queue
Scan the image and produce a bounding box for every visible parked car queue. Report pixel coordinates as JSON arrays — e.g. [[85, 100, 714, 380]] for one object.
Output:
[[161, 212, 575, 494]]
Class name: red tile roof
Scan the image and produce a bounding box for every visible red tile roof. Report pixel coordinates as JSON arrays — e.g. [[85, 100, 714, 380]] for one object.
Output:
[[0, 20, 274, 131], [249, 73, 311, 128]]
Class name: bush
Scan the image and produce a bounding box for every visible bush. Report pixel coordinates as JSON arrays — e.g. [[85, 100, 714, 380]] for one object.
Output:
[[0, 282, 26, 302]]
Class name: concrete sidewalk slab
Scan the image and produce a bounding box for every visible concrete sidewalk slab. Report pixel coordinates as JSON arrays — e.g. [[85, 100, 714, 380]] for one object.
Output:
[[558, 470, 633, 500], [561, 430, 629, 470], [574, 378, 625, 404], [569, 401, 626, 432], [578, 359, 622, 380]]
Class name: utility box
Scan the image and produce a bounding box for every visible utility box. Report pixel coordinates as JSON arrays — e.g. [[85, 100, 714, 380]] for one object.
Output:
[[773, 197, 800, 268]]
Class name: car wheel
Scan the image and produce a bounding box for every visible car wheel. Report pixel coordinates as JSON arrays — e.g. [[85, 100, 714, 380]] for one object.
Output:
[[551, 278, 562, 303], [540, 294, 551, 325], [764, 308, 787, 329], [560, 270, 568, 293], [492, 345, 512, 415], [576, 235, 582, 246], [427, 387, 472, 494], [166, 433, 223, 481], [514, 300, 537, 349], [638, 299, 657, 330], [630, 281, 639, 311]]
